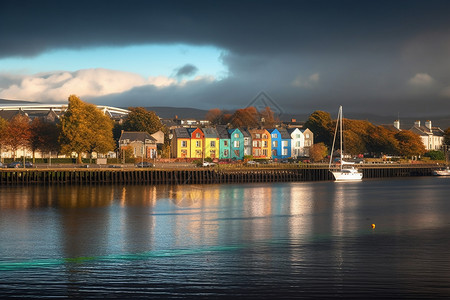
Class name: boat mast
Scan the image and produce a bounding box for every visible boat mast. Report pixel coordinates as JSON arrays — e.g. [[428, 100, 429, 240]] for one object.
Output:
[[339, 106, 343, 170], [328, 106, 342, 169]]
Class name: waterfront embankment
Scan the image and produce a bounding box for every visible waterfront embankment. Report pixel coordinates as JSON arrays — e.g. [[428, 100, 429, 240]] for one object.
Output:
[[0, 164, 441, 185]]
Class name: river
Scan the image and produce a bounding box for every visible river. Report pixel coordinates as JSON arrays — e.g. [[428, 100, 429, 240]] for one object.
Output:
[[1, 177, 450, 299]]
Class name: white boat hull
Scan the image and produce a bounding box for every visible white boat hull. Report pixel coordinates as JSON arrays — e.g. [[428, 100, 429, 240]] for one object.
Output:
[[433, 169, 450, 176], [330, 169, 363, 181]]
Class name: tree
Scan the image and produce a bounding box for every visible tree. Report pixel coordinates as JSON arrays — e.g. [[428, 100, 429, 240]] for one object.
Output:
[[230, 107, 260, 128], [260, 107, 278, 128], [123, 107, 165, 134], [309, 142, 328, 162], [0, 117, 8, 161], [304, 111, 333, 145], [4, 114, 31, 161], [205, 108, 224, 125], [59, 95, 115, 163], [445, 127, 450, 145], [394, 130, 426, 157], [123, 107, 170, 158], [366, 126, 399, 155]]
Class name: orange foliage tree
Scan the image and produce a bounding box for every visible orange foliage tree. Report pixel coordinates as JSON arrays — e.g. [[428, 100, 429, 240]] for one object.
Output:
[[4, 114, 31, 160]]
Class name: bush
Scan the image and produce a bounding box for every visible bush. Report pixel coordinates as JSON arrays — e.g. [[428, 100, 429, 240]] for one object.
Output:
[[424, 150, 445, 161]]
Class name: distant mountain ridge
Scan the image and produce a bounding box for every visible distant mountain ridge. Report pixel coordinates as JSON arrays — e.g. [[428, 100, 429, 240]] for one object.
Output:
[[0, 99, 448, 128]]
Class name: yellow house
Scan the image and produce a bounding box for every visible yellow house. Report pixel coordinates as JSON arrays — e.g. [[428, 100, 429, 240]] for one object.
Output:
[[202, 127, 220, 159], [171, 127, 191, 158], [187, 128, 204, 159]]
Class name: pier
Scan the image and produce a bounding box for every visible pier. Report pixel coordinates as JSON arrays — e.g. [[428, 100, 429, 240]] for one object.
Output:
[[0, 164, 440, 185]]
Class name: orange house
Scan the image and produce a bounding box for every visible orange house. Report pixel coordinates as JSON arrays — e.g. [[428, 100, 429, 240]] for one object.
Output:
[[249, 129, 271, 159]]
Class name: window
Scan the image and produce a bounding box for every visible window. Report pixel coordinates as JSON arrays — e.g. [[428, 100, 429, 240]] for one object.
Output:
[[263, 141, 268, 147], [296, 134, 301, 139], [181, 141, 187, 148], [210, 141, 216, 147], [244, 139, 249, 146], [305, 133, 310, 138], [272, 133, 277, 138], [262, 134, 267, 139], [196, 141, 201, 147], [273, 141, 278, 147], [255, 134, 261, 139], [181, 149, 187, 157], [282, 148, 288, 155], [224, 140, 228, 146], [234, 141, 240, 147], [210, 150, 215, 157], [263, 149, 268, 156], [253, 141, 258, 147], [296, 141, 300, 147], [224, 149, 229, 157], [282, 141, 288, 147], [234, 133, 239, 138], [196, 133, 200, 138]]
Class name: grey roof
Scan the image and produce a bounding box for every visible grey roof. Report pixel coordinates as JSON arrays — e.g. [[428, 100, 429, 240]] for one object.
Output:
[[202, 127, 219, 138], [287, 128, 300, 135], [119, 131, 156, 142], [216, 125, 230, 139], [239, 127, 251, 138], [173, 127, 190, 138], [278, 127, 292, 139]]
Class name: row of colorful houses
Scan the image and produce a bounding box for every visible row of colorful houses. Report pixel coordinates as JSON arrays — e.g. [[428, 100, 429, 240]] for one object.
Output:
[[170, 126, 313, 160]]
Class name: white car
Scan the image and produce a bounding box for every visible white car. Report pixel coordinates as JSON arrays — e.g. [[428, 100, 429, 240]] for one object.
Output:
[[202, 161, 216, 167], [246, 160, 259, 165]]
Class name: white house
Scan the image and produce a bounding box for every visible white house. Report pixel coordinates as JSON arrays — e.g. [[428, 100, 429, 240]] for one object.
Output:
[[408, 120, 445, 151]]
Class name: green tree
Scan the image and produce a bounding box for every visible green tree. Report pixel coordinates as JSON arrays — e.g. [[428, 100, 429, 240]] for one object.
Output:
[[304, 111, 333, 145], [394, 130, 426, 157], [123, 107, 170, 157], [59, 95, 115, 163]]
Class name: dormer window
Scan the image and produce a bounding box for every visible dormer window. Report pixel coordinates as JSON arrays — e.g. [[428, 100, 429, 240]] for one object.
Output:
[[196, 133, 200, 138]]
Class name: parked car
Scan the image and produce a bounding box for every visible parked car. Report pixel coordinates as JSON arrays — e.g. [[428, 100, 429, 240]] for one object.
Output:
[[22, 162, 33, 168], [79, 164, 89, 168], [109, 165, 123, 168], [136, 162, 153, 168], [202, 161, 216, 167], [7, 162, 22, 168], [246, 160, 259, 165]]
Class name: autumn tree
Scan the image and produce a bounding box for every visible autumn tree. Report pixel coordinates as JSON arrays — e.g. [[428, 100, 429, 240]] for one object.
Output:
[[4, 114, 31, 161], [230, 106, 260, 128], [59, 95, 115, 163], [445, 127, 450, 145], [366, 126, 399, 155], [304, 111, 333, 145], [205, 108, 224, 125], [260, 107, 278, 128], [30, 119, 61, 162], [394, 130, 426, 157], [309, 142, 328, 162], [0, 117, 8, 161]]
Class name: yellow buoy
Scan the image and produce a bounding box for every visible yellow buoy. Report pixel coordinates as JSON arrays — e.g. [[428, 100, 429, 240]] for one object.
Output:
[[371, 224, 376, 229]]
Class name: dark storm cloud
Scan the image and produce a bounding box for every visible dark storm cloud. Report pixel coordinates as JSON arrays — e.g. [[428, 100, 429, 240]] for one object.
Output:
[[2, 0, 450, 58], [2, 0, 450, 121], [174, 64, 198, 78]]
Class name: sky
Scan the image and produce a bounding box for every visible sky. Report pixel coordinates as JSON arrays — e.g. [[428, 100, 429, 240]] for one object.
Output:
[[1, 0, 450, 121]]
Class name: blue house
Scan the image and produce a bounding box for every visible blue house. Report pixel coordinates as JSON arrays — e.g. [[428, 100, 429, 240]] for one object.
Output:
[[268, 128, 291, 159], [278, 127, 292, 159], [268, 128, 282, 159], [228, 128, 245, 160]]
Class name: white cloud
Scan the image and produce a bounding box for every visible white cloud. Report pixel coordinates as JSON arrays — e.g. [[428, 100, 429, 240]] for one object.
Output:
[[0, 68, 216, 102], [292, 73, 319, 88], [408, 73, 434, 86]]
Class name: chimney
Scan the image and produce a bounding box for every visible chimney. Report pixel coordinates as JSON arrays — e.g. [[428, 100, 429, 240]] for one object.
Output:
[[414, 120, 421, 127], [291, 118, 297, 123], [393, 120, 400, 130], [425, 120, 432, 130]]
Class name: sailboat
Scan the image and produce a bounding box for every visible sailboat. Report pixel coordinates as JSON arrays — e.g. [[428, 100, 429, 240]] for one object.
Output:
[[328, 106, 363, 181]]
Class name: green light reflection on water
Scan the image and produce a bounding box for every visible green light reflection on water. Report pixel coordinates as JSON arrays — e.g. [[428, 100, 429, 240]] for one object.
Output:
[[0, 245, 243, 271]]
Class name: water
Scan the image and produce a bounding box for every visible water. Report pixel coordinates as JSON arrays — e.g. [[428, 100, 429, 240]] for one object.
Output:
[[1, 177, 450, 299]]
